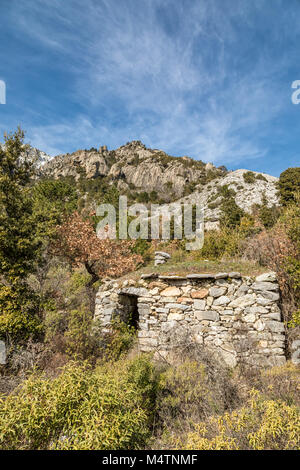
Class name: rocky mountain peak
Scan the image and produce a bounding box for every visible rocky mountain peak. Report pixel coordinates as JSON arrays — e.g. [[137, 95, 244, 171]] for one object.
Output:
[[31, 140, 280, 228]]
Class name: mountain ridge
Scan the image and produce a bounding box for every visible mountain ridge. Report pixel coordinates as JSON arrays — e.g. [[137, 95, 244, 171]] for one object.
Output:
[[23, 140, 280, 229]]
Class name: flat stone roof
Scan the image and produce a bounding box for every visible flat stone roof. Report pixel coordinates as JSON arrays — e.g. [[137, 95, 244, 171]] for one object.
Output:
[[140, 272, 242, 280]]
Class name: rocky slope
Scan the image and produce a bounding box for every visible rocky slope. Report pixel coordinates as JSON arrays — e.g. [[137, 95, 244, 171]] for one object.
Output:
[[41, 140, 222, 198], [39, 140, 279, 228], [178, 169, 278, 229], [1, 143, 52, 169]]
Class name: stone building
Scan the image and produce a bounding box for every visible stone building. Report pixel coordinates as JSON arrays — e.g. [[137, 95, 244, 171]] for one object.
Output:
[[94, 271, 288, 368]]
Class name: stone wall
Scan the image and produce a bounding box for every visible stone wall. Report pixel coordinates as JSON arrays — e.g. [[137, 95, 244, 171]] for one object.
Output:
[[94, 271, 287, 368]]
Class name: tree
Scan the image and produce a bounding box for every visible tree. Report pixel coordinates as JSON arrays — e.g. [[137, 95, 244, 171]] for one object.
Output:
[[33, 178, 78, 216], [279, 167, 300, 206], [219, 186, 245, 228], [32, 178, 78, 243], [258, 194, 281, 229], [0, 129, 44, 340], [52, 212, 143, 287], [0, 128, 41, 282]]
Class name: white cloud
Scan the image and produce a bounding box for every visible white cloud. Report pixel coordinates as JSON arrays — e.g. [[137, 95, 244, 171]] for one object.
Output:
[[10, 0, 296, 165]]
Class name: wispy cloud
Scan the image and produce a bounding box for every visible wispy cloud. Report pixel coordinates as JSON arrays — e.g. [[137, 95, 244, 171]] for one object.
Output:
[[4, 0, 300, 169]]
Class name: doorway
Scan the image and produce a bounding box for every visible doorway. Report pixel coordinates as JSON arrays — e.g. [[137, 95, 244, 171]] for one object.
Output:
[[118, 294, 139, 330]]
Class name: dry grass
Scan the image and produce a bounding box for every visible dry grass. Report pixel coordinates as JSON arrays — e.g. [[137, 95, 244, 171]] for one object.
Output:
[[120, 257, 266, 281]]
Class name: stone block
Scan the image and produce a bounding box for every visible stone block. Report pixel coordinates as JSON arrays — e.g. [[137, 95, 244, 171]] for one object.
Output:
[[215, 272, 229, 279], [256, 296, 273, 306], [244, 313, 256, 323], [251, 282, 279, 292], [155, 308, 169, 313], [214, 296, 231, 306], [255, 272, 277, 282], [160, 286, 181, 297], [195, 311, 220, 321], [265, 320, 285, 333], [186, 274, 215, 279], [228, 272, 241, 278], [193, 299, 206, 310], [168, 312, 184, 321], [229, 294, 256, 308], [191, 289, 209, 299], [245, 306, 269, 314], [254, 319, 265, 331], [261, 312, 281, 321], [165, 303, 189, 310], [0, 341, 6, 365], [209, 286, 227, 298], [291, 350, 300, 365]]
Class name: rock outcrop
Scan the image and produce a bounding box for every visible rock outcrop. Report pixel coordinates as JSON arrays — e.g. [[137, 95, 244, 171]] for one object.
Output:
[[37, 140, 279, 227]]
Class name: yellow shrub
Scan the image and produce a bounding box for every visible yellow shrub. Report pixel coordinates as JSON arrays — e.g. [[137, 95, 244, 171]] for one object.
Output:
[[260, 362, 300, 406], [174, 390, 300, 450], [0, 355, 157, 450]]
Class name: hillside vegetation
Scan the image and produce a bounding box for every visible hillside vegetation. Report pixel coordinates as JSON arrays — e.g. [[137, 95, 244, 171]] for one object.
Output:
[[0, 129, 299, 450]]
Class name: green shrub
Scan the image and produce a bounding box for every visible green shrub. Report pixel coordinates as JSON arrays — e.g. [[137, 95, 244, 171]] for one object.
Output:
[[64, 309, 101, 360], [33, 178, 78, 218], [0, 356, 157, 450], [183, 181, 198, 196], [136, 191, 150, 203], [0, 284, 43, 342], [149, 190, 159, 202], [105, 318, 137, 361], [207, 201, 219, 210], [258, 204, 280, 228], [220, 197, 245, 228], [199, 228, 243, 259], [243, 171, 256, 184], [256, 174, 267, 182]]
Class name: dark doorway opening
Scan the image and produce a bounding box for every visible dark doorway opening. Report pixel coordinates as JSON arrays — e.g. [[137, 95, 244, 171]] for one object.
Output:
[[119, 294, 139, 330]]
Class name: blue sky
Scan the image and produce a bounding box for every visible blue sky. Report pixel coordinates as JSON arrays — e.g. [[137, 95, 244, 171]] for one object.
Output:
[[0, 0, 300, 176]]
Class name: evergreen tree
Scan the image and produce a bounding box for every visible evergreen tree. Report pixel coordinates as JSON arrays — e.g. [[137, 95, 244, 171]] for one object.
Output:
[[0, 128, 41, 282], [279, 167, 300, 206]]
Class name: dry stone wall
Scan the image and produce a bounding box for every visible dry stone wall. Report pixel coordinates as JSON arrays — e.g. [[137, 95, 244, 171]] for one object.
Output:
[[94, 271, 287, 368]]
